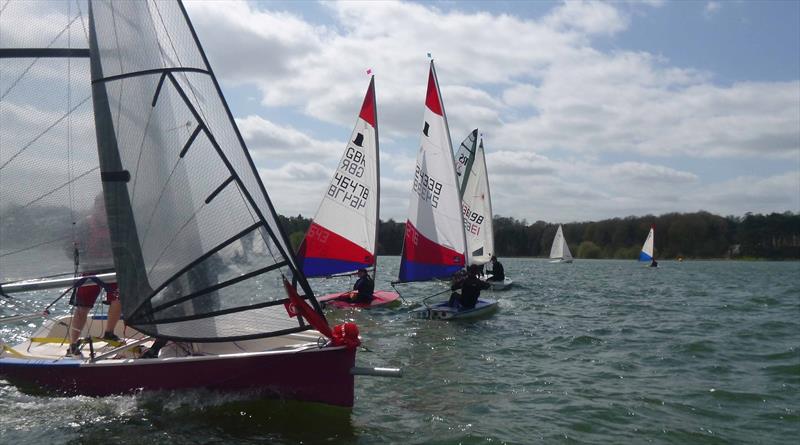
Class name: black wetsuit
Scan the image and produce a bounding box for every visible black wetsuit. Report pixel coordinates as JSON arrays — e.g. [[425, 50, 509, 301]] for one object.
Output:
[[487, 261, 505, 281], [351, 275, 374, 303], [450, 274, 490, 309]]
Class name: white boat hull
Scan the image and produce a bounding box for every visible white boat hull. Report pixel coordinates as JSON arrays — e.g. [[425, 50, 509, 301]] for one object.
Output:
[[549, 258, 573, 264], [482, 276, 513, 290]]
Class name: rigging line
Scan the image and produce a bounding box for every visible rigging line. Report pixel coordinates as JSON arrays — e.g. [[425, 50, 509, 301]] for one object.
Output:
[[15, 166, 99, 211], [135, 131, 197, 255], [144, 209, 199, 280], [74, 0, 89, 46], [0, 94, 91, 172], [0, 12, 83, 102], [0, 236, 72, 259], [67, 0, 77, 251]]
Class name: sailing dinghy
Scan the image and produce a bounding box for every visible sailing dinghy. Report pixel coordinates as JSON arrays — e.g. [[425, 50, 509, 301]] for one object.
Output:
[[0, 0, 398, 408], [549, 225, 574, 263], [395, 61, 497, 320], [297, 76, 399, 309], [454, 131, 512, 290], [639, 225, 658, 267]]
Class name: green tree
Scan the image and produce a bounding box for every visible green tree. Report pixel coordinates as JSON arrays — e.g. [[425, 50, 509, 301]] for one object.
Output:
[[577, 241, 601, 259]]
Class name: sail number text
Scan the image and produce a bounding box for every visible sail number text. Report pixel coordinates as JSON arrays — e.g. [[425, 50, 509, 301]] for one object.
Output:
[[462, 202, 484, 235], [328, 172, 369, 209], [339, 147, 365, 178], [328, 146, 369, 209], [413, 166, 443, 208]]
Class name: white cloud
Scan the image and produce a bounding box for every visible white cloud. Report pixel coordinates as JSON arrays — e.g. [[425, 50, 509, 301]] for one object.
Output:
[[236, 115, 342, 166], [181, 0, 799, 222], [543, 0, 629, 36], [705, 1, 722, 18]]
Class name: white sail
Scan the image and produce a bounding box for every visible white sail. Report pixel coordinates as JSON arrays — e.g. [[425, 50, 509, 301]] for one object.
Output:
[[549, 225, 572, 261], [298, 77, 379, 277], [398, 60, 466, 282], [460, 135, 494, 266], [640, 226, 655, 262]]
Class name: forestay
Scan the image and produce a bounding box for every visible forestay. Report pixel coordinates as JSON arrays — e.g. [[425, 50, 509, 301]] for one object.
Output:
[[457, 133, 494, 266], [398, 61, 465, 282], [88, 1, 318, 341], [0, 0, 113, 286], [298, 77, 379, 277]]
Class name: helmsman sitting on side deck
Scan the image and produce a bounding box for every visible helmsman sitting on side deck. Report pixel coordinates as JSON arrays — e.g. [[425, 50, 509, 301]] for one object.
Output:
[[337, 268, 375, 304], [448, 265, 490, 309]]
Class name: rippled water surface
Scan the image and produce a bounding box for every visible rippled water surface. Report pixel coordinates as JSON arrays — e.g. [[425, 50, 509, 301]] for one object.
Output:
[[2, 258, 798, 444]]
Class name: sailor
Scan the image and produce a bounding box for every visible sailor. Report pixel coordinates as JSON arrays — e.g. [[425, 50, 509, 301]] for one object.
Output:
[[449, 265, 490, 309], [338, 268, 375, 304], [67, 195, 121, 356], [486, 255, 505, 282]]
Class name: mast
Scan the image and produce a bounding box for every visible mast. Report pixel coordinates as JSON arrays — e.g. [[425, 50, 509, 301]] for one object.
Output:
[[430, 60, 468, 263], [84, 0, 327, 341], [479, 136, 494, 259], [88, 1, 155, 321], [371, 75, 380, 276]]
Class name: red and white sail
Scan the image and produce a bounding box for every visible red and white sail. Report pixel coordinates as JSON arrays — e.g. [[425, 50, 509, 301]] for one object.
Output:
[[398, 61, 466, 282], [299, 77, 379, 277]]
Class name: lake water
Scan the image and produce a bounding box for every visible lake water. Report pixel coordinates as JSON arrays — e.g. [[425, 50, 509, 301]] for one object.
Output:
[[1, 258, 798, 444]]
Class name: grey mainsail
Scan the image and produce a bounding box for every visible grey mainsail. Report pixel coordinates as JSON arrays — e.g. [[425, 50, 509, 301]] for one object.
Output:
[[0, 1, 114, 287], [87, 0, 320, 341]]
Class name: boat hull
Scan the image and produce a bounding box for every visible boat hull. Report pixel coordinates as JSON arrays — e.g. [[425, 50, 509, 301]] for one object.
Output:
[[413, 299, 498, 320], [549, 258, 573, 264], [0, 345, 356, 407], [318, 290, 400, 309], [483, 276, 513, 290]]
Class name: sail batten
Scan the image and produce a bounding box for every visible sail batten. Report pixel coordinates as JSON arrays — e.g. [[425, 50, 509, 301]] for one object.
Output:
[[87, 0, 318, 340]]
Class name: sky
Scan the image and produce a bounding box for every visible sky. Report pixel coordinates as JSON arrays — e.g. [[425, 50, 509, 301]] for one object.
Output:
[[183, 0, 799, 224]]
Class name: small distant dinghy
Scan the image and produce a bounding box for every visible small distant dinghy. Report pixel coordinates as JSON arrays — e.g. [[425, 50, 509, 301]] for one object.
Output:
[[639, 225, 659, 268], [413, 299, 498, 320], [318, 290, 400, 309], [296, 76, 398, 308], [549, 225, 574, 263]]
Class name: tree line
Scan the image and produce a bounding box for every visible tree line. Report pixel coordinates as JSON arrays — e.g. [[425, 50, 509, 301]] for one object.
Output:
[[279, 211, 800, 260]]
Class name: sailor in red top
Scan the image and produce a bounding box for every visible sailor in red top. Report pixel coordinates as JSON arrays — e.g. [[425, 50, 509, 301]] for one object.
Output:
[[67, 196, 122, 356]]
